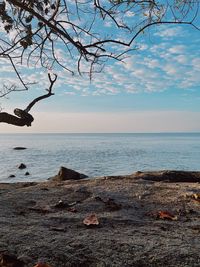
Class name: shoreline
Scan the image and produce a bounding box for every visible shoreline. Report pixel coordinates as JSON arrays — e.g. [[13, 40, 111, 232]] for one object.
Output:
[[1, 171, 200, 266]]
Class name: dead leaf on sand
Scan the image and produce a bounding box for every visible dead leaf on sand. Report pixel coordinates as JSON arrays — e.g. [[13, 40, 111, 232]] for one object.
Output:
[[191, 193, 200, 202], [33, 262, 51, 267], [83, 213, 99, 226], [67, 207, 77, 213], [29, 205, 51, 214], [158, 211, 178, 221], [147, 210, 178, 221]]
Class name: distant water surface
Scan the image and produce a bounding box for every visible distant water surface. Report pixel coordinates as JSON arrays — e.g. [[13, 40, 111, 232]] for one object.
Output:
[[0, 133, 200, 182]]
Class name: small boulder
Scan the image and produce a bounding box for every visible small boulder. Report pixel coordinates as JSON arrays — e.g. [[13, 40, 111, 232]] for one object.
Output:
[[0, 252, 25, 267], [8, 174, 16, 178], [50, 166, 88, 182], [25, 171, 30, 176], [13, 147, 27, 150], [18, 163, 27, 170]]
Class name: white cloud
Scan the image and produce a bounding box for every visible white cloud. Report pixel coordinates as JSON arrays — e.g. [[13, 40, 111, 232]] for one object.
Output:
[[168, 45, 185, 54], [175, 55, 188, 64]]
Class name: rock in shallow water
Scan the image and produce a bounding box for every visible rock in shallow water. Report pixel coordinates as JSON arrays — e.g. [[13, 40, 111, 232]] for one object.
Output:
[[13, 147, 27, 150], [8, 174, 15, 178], [18, 163, 27, 170], [49, 166, 88, 182]]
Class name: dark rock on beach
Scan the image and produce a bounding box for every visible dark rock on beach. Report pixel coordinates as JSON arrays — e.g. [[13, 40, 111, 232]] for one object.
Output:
[[0, 252, 25, 267], [18, 163, 26, 170], [133, 170, 200, 182], [25, 172, 30, 176], [13, 147, 27, 150], [50, 166, 88, 182]]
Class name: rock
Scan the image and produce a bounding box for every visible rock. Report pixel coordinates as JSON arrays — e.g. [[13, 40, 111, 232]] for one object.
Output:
[[50, 166, 88, 182], [134, 170, 200, 182], [8, 174, 16, 178], [25, 172, 30, 176], [0, 252, 25, 267], [18, 163, 26, 170], [13, 147, 27, 150]]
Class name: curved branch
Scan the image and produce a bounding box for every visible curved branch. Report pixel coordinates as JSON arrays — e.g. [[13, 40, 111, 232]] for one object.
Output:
[[0, 73, 57, 127], [25, 73, 57, 113], [0, 112, 32, 127]]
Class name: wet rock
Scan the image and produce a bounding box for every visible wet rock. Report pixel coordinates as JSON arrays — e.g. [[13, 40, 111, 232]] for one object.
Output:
[[50, 166, 88, 182], [13, 147, 27, 150], [134, 170, 200, 182], [25, 172, 30, 176], [18, 163, 26, 170], [8, 174, 16, 178]]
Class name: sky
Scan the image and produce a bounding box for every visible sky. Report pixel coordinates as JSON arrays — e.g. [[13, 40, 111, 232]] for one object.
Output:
[[0, 7, 200, 133]]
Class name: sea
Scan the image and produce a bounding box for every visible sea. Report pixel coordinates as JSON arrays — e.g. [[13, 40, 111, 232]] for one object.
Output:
[[0, 133, 200, 183]]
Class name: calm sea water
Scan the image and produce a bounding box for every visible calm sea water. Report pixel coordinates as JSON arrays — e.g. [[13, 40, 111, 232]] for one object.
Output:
[[0, 133, 200, 182]]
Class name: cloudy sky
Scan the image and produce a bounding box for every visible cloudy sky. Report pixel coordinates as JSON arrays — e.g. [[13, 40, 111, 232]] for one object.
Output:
[[0, 18, 200, 132]]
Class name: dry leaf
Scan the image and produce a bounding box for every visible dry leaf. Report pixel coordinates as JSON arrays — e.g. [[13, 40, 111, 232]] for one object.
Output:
[[191, 193, 200, 202], [157, 211, 178, 221], [29, 205, 51, 214], [147, 210, 178, 221], [67, 207, 77, 213], [83, 213, 99, 226], [33, 263, 51, 267]]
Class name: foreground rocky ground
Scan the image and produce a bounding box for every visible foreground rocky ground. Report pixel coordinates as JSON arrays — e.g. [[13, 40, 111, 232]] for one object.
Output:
[[1, 170, 200, 267]]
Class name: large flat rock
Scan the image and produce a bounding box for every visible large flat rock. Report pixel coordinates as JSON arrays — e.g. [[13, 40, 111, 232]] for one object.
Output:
[[0, 172, 200, 266]]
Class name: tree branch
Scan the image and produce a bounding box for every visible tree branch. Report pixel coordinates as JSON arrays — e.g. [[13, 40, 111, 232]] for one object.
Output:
[[25, 73, 57, 113], [0, 73, 57, 127], [0, 112, 32, 127]]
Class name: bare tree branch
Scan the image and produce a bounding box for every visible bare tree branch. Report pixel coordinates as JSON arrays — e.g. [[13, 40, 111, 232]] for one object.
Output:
[[0, 73, 57, 127], [25, 73, 57, 113], [0, 0, 199, 127]]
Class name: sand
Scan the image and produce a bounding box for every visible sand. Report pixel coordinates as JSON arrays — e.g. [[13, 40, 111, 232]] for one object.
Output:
[[0, 171, 200, 266]]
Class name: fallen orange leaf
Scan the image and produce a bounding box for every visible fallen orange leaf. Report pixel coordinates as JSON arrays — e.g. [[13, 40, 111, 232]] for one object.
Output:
[[83, 213, 99, 226], [33, 263, 51, 267], [158, 211, 178, 221]]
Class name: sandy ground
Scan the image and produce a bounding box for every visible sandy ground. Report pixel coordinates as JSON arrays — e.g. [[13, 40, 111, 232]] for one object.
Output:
[[0, 171, 200, 267]]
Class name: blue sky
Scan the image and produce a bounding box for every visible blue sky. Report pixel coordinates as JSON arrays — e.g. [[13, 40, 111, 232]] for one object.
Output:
[[0, 19, 200, 132]]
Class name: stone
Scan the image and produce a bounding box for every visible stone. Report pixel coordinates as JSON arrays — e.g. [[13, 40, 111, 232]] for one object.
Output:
[[8, 174, 16, 178], [25, 172, 30, 176], [13, 147, 27, 150], [18, 163, 27, 170], [50, 166, 88, 182], [0, 252, 25, 267], [133, 170, 200, 182]]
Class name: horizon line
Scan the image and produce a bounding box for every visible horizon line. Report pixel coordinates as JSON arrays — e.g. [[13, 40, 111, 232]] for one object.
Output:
[[1, 131, 200, 134]]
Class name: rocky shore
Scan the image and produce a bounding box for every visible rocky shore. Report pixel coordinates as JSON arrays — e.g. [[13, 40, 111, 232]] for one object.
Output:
[[1, 170, 200, 267]]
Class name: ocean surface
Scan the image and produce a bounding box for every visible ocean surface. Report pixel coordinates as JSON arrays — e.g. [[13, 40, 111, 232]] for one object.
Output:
[[0, 133, 200, 183]]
